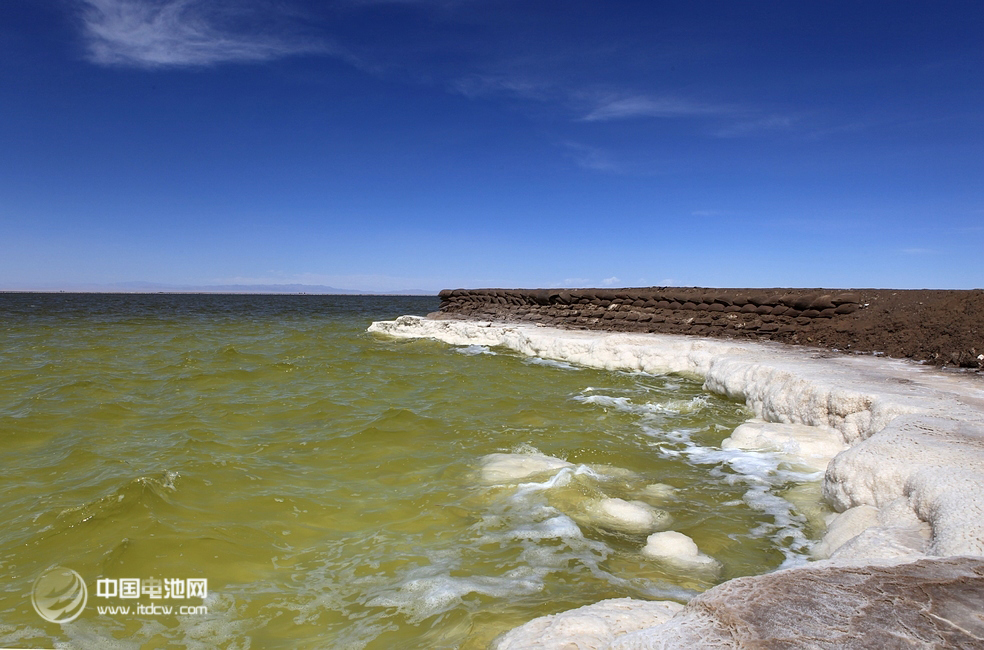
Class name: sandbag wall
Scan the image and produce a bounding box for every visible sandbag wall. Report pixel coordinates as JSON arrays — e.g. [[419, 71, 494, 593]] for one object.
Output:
[[435, 288, 860, 339]]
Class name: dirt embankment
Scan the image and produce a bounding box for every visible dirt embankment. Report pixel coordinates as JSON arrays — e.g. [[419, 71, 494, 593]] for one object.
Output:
[[434, 287, 984, 370]]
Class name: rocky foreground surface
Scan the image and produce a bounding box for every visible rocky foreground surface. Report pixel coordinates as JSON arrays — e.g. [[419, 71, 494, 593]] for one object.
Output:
[[494, 557, 984, 649], [435, 287, 984, 369]]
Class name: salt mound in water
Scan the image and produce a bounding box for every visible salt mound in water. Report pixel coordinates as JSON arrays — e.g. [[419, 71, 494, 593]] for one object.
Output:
[[722, 419, 847, 472], [637, 483, 678, 501], [479, 453, 573, 484], [642, 531, 722, 573], [582, 498, 672, 535]]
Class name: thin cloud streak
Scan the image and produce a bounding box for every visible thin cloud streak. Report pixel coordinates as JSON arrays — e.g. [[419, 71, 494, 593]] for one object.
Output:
[[562, 142, 620, 173], [79, 0, 328, 67], [713, 114, 796, 137], [450, 74, 551, 101], [579, 94, 729, 122]]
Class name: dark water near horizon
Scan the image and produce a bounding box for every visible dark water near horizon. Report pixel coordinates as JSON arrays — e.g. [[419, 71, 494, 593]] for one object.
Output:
[[0, 294, 826, 648]]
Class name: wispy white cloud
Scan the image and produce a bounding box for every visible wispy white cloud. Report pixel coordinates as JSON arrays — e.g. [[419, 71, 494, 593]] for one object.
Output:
[[713, 114, 796, 137], [601, 276, 620, 286], [573, 90, 806, 140], [78, 0, 328, 67], [562, 141, 619, 172], [449, 70, 800, 143], [450, 74, 550, 101], [579, 94, 728, 122]]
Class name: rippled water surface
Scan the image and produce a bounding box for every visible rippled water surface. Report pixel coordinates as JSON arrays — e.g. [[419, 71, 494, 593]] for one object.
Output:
[[0, 294, 828, 649]]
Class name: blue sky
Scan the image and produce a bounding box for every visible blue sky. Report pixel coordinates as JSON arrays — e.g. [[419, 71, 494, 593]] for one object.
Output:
[[1, 1, 982, 291]]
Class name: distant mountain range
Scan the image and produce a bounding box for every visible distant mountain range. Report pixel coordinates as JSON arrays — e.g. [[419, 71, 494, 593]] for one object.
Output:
[[2, 282, 438, 296]]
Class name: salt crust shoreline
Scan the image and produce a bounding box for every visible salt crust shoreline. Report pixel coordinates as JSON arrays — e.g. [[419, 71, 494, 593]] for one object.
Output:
[[368, 316, 984, 647]]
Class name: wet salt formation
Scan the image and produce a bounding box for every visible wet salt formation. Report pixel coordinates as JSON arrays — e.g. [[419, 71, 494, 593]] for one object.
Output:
[[0, 294, 831, 649], [369, 315, 984, 648]]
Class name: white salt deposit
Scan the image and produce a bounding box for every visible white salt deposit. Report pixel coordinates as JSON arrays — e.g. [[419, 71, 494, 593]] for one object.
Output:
[[370, 316, 984, 648], [582, 497, 672, 535], [479, 452, 574, 484], [637, 483, 678, 501], [491, 598, 685, 650], [642, 531, 721, 573], [812, 504, 880, 559], [722, 419, 847, 472]]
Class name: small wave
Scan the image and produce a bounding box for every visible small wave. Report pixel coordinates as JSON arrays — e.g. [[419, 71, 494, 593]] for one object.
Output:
[[365, 562, 547, 624], [52, 470, 180, 529], [455, 345, 496, 356], [649, 426, 821, 566], [469, 461, 695, 602], [524, 357, 578, 370], [573, 393, 710, 416]]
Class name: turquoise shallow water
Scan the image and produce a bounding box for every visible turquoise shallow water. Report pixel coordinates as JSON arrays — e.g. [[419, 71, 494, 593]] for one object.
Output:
[[0, 294, 826, 649]]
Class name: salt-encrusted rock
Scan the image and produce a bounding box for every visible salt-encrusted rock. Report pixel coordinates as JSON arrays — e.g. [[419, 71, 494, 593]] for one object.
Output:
[[641, 531, 721, 573], [609, 557, 984, 649], [479, 453, 573, 484], [491, 598, 684, 650]]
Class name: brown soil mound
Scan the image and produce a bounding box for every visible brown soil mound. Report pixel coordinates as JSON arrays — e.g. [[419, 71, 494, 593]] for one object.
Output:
[[435, 288, 984, 370]]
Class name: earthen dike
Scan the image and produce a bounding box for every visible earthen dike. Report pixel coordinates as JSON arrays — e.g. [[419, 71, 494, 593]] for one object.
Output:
[[435, 287, 984, 370]]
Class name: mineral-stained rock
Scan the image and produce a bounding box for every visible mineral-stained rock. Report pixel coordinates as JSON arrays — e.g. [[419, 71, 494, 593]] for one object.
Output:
[[609, 556, 984, 649]]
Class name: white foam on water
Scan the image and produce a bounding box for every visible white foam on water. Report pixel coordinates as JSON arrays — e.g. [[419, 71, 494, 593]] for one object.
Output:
[[365, 562, 546, 624], [507, 514, 585, 541], [650, 426, 822, 566], [525, 356, 579, 370], [573, 393, 710, 417], [471, 456, 698, 601], [468, 469, 626, 598], [62, 593, 252, 650], [456, 344, 495, 356]]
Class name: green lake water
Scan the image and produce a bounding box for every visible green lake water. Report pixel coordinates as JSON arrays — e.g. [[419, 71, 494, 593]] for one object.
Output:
[[0, 294, 827, 649]]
